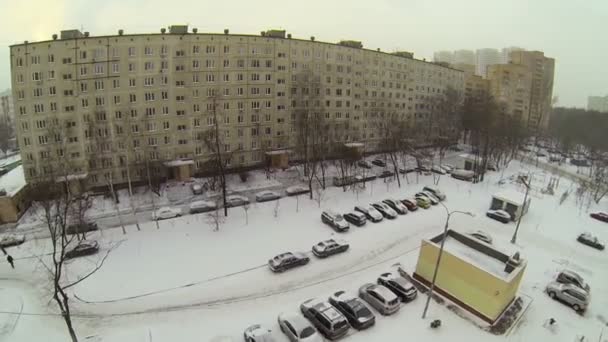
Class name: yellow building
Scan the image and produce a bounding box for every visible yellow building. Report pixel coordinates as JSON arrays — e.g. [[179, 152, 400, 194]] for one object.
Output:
[[0, 164, 29, 224], [414, 230, 526, 324]]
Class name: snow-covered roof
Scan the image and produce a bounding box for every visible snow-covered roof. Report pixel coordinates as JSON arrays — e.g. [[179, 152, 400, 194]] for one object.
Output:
[[164, 159, 194, 167], [0, 154, 21, 168], [55, 172, 88, 182], [265, 149, 291, 155], [0, 165, 26, 197], [343, 142, 364, 148], [493, 189, 528, 206]]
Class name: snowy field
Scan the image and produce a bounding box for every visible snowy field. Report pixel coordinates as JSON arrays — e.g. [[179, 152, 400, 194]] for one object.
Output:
[[1, 159, 607, 342]]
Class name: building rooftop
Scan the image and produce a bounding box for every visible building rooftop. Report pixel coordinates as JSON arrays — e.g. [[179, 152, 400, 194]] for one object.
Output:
[[0, 165, 26, 197], [493, 189, 528, 206]]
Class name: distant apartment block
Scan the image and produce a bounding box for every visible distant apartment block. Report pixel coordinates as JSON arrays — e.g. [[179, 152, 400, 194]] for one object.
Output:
[[475, 48, 501, 78], [487, 64, 532, 124], [10, 27, 464, 187], [588, 95, 608, 113], [453, 50, 475, 65], [0, 89, 14, 127]]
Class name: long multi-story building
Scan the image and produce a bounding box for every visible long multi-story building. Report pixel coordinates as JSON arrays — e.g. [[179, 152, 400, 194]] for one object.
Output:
[[587, 95, 608, 113], [487, 64, 532, 123], [10, 27, 464, 187]]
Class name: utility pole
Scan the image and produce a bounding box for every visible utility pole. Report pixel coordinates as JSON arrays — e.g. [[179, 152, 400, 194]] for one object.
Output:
[[511, 177, 531, 244]]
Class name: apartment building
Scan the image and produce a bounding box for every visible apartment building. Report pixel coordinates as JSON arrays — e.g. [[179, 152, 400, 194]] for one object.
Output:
[[487, 64, 532, 123], [587, 95, 608, 113], [0, 89, 13, 127], [10, 27, 464, 187], [475, 48, 501, 78], [509, 50, 555, 131]]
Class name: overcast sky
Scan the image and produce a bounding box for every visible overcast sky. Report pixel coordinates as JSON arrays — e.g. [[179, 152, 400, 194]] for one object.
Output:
[[1, 0, 606, 107]]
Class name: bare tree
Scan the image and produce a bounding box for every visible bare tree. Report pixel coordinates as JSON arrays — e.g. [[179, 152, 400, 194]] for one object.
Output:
[[206, 198, 225, 231]]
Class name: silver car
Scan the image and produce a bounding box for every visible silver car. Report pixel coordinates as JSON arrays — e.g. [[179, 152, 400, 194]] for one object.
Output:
[[546, 281, 589, 312], [277, 312, 323, 342], [358, 283, 400, 315]]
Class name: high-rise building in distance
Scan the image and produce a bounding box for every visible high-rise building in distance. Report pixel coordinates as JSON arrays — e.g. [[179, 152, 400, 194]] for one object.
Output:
[[588, 95, 608, 113], [475, 48, 501, 78]]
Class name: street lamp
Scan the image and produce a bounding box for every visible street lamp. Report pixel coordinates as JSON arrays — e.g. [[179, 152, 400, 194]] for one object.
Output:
[[422, 202, 474, 319], [511, 177, 531, 244]]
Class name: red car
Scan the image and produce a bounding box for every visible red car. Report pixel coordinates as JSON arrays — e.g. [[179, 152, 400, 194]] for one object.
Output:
[[590, 212, 608, 223], [400, 199, 418, 211]]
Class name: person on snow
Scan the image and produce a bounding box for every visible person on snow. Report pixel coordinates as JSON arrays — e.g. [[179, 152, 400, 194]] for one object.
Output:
[[6, 255, 14, 269]]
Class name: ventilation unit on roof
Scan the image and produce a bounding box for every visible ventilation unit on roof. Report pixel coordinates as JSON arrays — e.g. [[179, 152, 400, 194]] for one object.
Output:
[[169, 25, 188, 34]]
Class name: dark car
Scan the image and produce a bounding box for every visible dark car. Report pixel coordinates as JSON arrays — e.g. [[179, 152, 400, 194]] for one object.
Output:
[[65, 241, 99, 259], [371, 159, 386, 167], [66, 222, 99, 235], [400, 199, 418, 211], [590, 212, 608, 223], [329, 291, 376, 330], [0, 234, 26, 248], [300, 299, 350, 340], [377, 272, 418, 302], [577, 233, 605, 251], [268, 252, 310, 273], [399, 167, 417, 174], [354, 205, 384, 222], [371, 202, 398, 219], [486, 209, 511, 223], [378, 170, 394, 178], [312, 239, 350, 258], [344, 212, 367, 227], [556, 269, 591, 292], [382, 199, 408, 215], [357, 160, 373, 169]]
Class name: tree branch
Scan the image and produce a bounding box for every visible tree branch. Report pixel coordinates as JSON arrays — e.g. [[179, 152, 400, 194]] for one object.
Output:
[[62, 240, 123, 290]]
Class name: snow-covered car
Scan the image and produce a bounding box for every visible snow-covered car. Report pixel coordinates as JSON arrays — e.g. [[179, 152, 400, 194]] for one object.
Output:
[[486, 209, 511, 223], [321, 210, 350, 232], [590, 212, 608, 223], [225, 195, 250, 208], [378, 170, 394, 178], [268, 252, 310, 273], [577, 233, 605, 251], [286, 185, 310, 196], [415, 196, 431, 209], [400, 199, 418, 211], [0, 234, 25, 248], [371, 159, 386, 167], [371, 202, 398, 219], [382, 199, 408, 215], [189, 200, 216, 214], [65, 240, 99, 259], [546, 281, 589, 313], [377, 272, 418, 302], [354, 205, 383, 222], [300, 298, 350, 340], [431, 165, 446, 175], [358, 283, 400, 316], [190, 183, 203, 195], [343, 211, 367, 226], [422, 186, 446, 201], [66, 222, 99, 235], [415, 192, 438, 205], [451, 169, 475, 181], [243, 324, 275, 342], [312, 239, 349, 258], [154, 207, 182, 220], [277, 312, 323, 342], [556, 270, 591, 292], [328, 290, 375, 330], [468, 230, 493, 244], [255, 191, 281, 202], [440, 164, 454, 173], [357, 160, 373, 169]]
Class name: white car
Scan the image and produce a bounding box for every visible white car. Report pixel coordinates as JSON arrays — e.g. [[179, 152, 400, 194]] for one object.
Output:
[[190, 183, 203, 195], [422, 186, 446, 201], [468, 230, 493, 244], [189, 200, 216, 214], [225, 195, 250, 207], [486, 209, 512, 223], [0, 234, 26, 248], [243, 324, 275, 342], [277, 312, 323, 342], [354, 205, 384, 222], [256, 190, 281, 202], [153, 207, 182, 220], [440, 164, 454, 173], [431, 165, 446, 175]]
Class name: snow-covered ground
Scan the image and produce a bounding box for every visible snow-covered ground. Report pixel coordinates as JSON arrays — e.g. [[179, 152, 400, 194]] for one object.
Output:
[[1, 159, 607, 342]]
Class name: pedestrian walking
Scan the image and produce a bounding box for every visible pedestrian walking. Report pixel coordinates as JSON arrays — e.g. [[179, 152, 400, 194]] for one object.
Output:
[[6, 255, 14, 269]]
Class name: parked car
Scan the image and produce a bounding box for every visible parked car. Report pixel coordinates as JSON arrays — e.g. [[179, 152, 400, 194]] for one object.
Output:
[[536, 151, 547, 157], [153, 207, 182, 220], [415, 192, 438, 205], [372, 159, 386, 167], [189, 200, 216, 214], [356, 174, 377, 182], [590, 212, 608, 223], [377, 272, 418, 302], [399, 167, 417, 174], [556, 270, 591, 292], [371, 202, 398, 219], [382, 199, 408, 215], [451, 169, 475, 181], [286, 185, 310, 196], [357, 160, 373, 169], [277, 313, 323, 342], [416, 164, 431, 173], [414, 197, 431, 209], [321, 210, 350, 232], [577, 233, 605, 251], [268, 252, 310, 273], [400, 199, 418, 211], [486, 162, 498, 171], [0, 234, 25, 248], [354, 205, 383, 222], [431, 165, 446, 175], [468, 230, 493, 244], [65, 240, 99, 259], [546, 281, 589, 313], [440, 164, 454, 173], [420, 191, 440, 204], [66, 222, 99, 235], [225, 195, 250, 208], [243, 324, 275, 342], [191, 183, 203, 195], [256, 190, 281, 202], [486, 209, 511, 223], [358, 283, 400, 315], [422, 186, 446, 201], [312, 239, 349, 258], [343, 212, 367, 226], [378, 170, 394, 178], [328, 290, 376, 330], [300, 298, 350, 340]]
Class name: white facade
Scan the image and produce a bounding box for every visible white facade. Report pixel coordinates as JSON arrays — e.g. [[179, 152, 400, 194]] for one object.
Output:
[[453, 50, 475, 65], [475, 48, 501, 78]]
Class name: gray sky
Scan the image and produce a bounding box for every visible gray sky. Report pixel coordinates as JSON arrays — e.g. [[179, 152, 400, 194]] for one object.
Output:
[[1, 0, 606, 107]]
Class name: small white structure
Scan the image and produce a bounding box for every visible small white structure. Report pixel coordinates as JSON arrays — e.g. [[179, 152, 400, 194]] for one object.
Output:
[[490, 190, 531, 221]]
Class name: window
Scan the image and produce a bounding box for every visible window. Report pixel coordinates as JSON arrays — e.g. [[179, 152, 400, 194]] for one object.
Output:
[[94, 64, 104, 74], [147, 122, 157, 132], [145, 61, 154, 70], [32, 72, 41, 81], [113, 79, 120, 88], [144, 77, 154, 86], [129, 79, 136, 87], [94, 80, 104, 90], [161, 45, 168, 55], [145, 92, 156, 101], [144, 46, 153, 55], [131, 124, 139, 133], [163, 121, 170, 130], [128, 47, 136, 56], [205, 60, 215, 68], [193, 60, 200, 69], [80, 82, 88, 92], [251, 73, 260, 81]]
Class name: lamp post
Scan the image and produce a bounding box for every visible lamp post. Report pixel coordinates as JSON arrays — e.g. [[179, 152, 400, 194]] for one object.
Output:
[[422, 202, 473, 319], [511, 177, 531, 244]]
